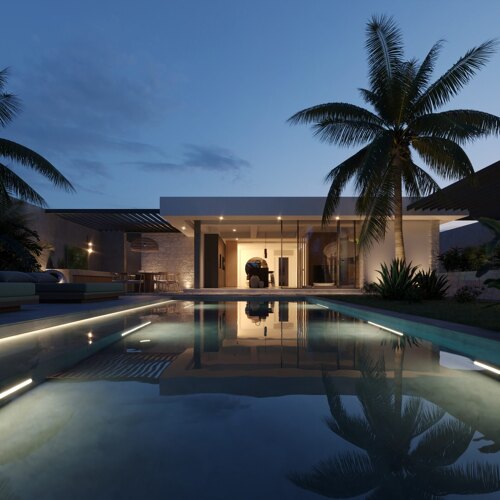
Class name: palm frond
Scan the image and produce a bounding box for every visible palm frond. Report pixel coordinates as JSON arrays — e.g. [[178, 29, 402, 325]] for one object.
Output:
[[0, 138, 74, 191], [407, 41, 443, 105], [411, 419, 474, 467], [0, 162, 46, 206], [414, 39, 498, 115], [288, 102, 384, 128], [410, 110, 500, 143], [0, 68, 21, 127], [322, 147, 369, 224], [428, 462, 500, 496], [411, 136, 474, 180], [356, 192, 395, 251], [312, 118, 383, 146], [401, 160, 441, 197], [366, 15, 404, 94], [289, 452, 378, 498]]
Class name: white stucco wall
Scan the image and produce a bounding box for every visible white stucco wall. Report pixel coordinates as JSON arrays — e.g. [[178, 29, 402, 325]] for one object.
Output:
[[362, 220, 437, 284]]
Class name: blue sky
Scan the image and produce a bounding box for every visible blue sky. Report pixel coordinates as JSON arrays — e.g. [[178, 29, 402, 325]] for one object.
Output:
[[2, 0, 500, 209]]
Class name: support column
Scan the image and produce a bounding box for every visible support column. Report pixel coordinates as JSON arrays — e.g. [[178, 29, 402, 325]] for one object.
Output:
[[194, 220, 201, 289]]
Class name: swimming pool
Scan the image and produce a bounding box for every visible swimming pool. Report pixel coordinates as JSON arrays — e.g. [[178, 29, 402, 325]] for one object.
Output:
[[0, 299, 499, 499]]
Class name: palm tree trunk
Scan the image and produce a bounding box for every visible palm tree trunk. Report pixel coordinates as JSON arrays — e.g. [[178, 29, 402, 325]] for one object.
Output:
[[393, 168, 405, 261]]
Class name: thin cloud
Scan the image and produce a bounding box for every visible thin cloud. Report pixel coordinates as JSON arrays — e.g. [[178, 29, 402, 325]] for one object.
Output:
[[70, 159, 111, 179], [127, 144, 251, 172]]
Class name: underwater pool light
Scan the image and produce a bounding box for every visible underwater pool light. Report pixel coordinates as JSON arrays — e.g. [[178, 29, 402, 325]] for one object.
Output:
[[473, 361, 500, 375], [121, 321, 152, 337], [0, 378, 33, 400], [368, 321, 404, 337]]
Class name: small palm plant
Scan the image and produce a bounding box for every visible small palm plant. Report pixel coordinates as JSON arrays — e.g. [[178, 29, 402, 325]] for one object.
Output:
[[374, 258, 420, 299], [416, 269, 449, 299]]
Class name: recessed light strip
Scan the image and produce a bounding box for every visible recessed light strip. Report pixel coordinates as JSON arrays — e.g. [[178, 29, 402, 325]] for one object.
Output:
[[315, 304, 330, 309], [0, 378, 33, 400], [0, 300, 175, 343], [473, 361, 500, 375], [121, 321, 152, 337], [368, 321, 404, 337]]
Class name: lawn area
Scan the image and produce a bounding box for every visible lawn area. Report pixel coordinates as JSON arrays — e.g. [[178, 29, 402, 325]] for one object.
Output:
[[328, 295, 500, 333]]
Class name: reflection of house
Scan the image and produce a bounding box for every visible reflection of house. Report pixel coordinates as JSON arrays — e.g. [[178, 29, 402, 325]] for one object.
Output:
[[160, 301, 442, 397], [29, 196, 463, 288]]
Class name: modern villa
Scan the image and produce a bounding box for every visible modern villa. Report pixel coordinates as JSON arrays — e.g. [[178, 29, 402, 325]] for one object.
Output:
[[30, 196, 465, 289]]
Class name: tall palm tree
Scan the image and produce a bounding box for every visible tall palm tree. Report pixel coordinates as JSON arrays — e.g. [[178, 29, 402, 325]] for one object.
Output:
[[288, 16, 500, 260], [0, 67, 74, 206]]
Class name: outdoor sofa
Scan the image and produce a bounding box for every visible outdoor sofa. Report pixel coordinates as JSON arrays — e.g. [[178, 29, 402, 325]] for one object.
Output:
[[0, 271, 125, 304], [0, 280, 39, 312]]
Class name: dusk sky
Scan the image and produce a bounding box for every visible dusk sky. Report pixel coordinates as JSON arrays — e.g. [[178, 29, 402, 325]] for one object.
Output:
[[2, 0, 500, 209]]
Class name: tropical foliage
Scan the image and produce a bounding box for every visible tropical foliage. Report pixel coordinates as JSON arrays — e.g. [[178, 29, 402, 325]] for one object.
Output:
[[415, 268, 449, 299], [289, 357, 500, 499], [476, 218, 500, 290], [0, 200, 42, 271], [374, 258, 420, 300], [0, 67, 74, 206], [438, 246, 489, 272], [289, 16, 500, 260]]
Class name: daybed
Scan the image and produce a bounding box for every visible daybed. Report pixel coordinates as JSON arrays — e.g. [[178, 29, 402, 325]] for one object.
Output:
[[0, 270, 125, 304], [0, 282, 39, 312]]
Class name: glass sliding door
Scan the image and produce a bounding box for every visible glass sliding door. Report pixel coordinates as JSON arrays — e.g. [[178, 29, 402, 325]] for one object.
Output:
[[338, 221, 358, 287]]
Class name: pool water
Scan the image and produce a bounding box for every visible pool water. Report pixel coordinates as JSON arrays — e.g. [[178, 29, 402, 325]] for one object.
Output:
[[0, 300, 499, 499]]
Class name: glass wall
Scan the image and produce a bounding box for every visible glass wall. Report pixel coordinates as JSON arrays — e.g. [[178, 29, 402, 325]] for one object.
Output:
[[297, 220, 358, 288]]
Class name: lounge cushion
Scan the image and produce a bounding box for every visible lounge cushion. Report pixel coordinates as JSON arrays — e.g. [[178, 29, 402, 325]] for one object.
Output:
[[0, 283, 36, 297], [0, 271, 36, 283], [27, 272, 59, 283], [35, 283, 125, 293]]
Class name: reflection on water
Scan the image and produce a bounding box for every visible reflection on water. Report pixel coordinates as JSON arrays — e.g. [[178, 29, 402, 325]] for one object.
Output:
[[0, 300, 499, 499], [290, 356, 500, 498]]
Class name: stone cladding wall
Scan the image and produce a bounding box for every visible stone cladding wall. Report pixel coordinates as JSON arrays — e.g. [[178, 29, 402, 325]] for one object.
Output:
[[140, 233, 194, 288]]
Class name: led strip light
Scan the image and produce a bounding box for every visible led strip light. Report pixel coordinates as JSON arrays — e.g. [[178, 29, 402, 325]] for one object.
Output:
[[121, 322, 152, 337], [0, 300, 175, 343], [368, 321, 404, 337], [473, 361, 500, 375], [0, 378, 33, 400]]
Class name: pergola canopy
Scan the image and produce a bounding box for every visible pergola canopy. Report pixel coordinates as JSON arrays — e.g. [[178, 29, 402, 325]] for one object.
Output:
[[408, 161, 500, 219], [45, 209, 179, 233]]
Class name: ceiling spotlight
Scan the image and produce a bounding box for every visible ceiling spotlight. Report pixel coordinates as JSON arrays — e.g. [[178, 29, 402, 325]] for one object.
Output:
[[181, 226, 186, 230], [232, 228, 236, 232], [236, 238, 239, 241]]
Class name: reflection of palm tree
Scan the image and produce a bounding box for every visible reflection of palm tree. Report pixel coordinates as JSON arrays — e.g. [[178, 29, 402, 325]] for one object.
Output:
[[289, 357, 500, 498]]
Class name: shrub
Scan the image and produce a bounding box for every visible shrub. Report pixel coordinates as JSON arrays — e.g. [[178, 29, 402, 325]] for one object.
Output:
[[439, 246, 490, 272], [374, 259, 420, 300], [416, 269, 449, 300], [454, 285, 483, 303], [362, 281, 378, 295]]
